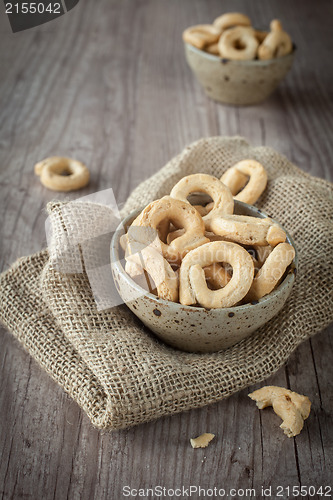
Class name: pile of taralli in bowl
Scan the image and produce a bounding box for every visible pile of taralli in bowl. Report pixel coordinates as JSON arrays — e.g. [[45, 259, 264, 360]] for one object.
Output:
[[120, 160, 296, 310], [182, 12, 295, 105], [183, 12, 293, 60]]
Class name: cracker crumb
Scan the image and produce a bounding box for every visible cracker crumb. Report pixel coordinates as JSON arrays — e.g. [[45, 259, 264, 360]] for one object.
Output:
[[190, 433, 215, 449]]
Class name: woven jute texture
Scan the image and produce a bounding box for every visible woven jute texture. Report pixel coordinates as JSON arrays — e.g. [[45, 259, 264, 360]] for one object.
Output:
[[1, 137, 332, 430]]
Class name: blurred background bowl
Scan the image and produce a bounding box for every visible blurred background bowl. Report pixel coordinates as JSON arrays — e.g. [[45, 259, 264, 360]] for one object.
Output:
[[184, 42, 295, 106]]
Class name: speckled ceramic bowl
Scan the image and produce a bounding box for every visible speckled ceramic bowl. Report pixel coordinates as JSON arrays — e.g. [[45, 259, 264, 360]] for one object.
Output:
[[110, 200, 298, 353], [184, 42, 295, 105]]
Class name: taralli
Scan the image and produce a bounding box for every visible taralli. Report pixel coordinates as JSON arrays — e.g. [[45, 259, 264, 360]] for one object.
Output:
[[245, 247, 260, 274], [204, 263, 231, 289], [125, 241, 179, 302], [184, 12, 293, 61], [249, 386, 311, 437], [125, 259, 143, 278], [254, 244, 273, 267], [205, 201, 214, 213], [221, 160, 268, 205], [205, 231, 226, 242], [218, 27, 259, 61], [179, 241, 254, 308], [246, 242, 295, 301], [258, 19, 293, 60], [170, 173, 234, 222], [206, 212, 287, 247], [193, 204, 209, 217], [34, 156, 90, 192], [220, 167, 248, 196], [166, 228, 185, 244], [213, 12, 251, 31], [254, 30, 268, 43], [167, 229, 225, 245], [121, 170, 295, 305], [205, 42, 219, 56], [190, 433, 215, 449], [128, 196, 209, 265], [182, 24, 221, 50]]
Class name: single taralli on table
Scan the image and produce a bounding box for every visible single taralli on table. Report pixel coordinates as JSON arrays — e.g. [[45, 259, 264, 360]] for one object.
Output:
[[182, 12, 293, 61], [121, 160, 296, 309], [34, 156, 90, 192]]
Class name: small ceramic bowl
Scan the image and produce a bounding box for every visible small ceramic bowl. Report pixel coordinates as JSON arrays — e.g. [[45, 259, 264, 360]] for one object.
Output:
[[184, 42, 295, 105], [110, 200, 298, 353]]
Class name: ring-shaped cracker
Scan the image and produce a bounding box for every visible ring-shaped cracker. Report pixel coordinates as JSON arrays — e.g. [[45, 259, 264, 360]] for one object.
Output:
[[34, 156, 90, 192], [220, 167, 248, 196], [204, 263, 231, 289], [255, 30, 268, 44], [222, 159, 267, 204], [182, 24, 221, 50], [258, 19, 292, 60], [167, 229, 228, 245], [170, 173, 234, 224], [179, 241, 254, 307], [125, 241, 179, 302], [218, 26, 259, 60], [206, 212, 286, 247], [254, 245, 273, 267], [246, 242, 295, 301], [205, 42, 220, 55], [128, 196, 209, 265], [213, 12, 251, 31]]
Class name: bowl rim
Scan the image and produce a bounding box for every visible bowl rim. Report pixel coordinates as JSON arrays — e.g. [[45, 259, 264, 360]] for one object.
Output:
[[110, 200, 298, 312], [184, 41, 296, 65]]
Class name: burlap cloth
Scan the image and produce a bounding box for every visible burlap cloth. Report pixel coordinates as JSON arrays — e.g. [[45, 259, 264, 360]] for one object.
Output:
[[1, 137, 332, 430]]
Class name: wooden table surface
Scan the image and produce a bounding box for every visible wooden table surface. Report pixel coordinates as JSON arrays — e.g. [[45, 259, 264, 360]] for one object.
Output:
[[1, 1, 332, 498]]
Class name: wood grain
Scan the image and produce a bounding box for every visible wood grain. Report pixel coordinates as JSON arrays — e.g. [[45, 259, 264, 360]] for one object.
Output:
[[0, 0, 332, 498]]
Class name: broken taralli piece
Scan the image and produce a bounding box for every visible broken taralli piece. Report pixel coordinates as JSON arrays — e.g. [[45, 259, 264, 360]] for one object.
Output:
[[248, 386, 311, 437], [190, 433, 215, 449]]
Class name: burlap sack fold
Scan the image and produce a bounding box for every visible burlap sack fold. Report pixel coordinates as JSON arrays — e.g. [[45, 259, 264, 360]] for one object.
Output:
[[1, 137, 332, 430]]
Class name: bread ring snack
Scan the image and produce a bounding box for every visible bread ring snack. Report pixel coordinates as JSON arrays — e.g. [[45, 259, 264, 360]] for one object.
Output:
[[254, 30, 268, 44], [246, 242, 295, 301], [204, 263, 231, 289], [182, 24, 221, 50], [218, 26, 259, 61], [206, 212, 286, 247], [128, 196, 209, 265], [220, 167, 248, 196], [221, 160, 267, 205], [258, 19, 293, 60], [179, 241, 254, 308], [125, 259, 143, 278], [213, 12, 251, 31], [170, 173, 234, 223], [249, 386, 311, 437], [121, 169, 295, 307], [183, 13, 293, 63], [125, 241, 178, 302], [204, 231, 226, 242], [193, 204, 209, 217], [254, 244, 273, 267], [34, 156, 90, 192], [205, 42, 219, 55], [167, 229, 226, 245], [166, 228, 185, 245]]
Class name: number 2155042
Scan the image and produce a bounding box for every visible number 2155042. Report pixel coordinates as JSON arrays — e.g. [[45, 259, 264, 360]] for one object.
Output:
[[5, 3, 61, 14]]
